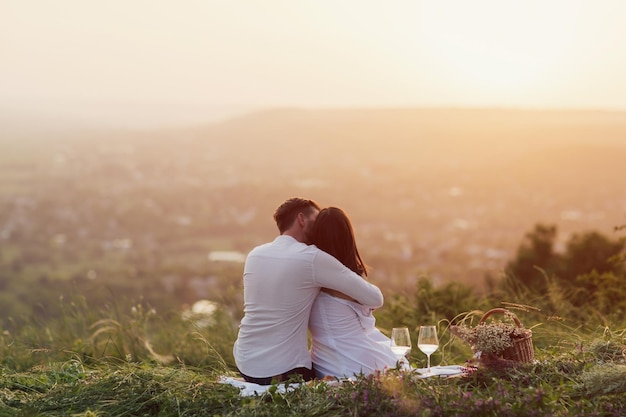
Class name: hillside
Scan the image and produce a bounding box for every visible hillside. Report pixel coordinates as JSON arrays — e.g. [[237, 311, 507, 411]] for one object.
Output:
[[162, 107, 626, 286], [1, 107, 626, 309]]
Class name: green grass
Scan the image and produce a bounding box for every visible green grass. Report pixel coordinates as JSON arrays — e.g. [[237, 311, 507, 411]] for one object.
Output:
[[0, 348, 624, 416], [0, 294, 625, 416]]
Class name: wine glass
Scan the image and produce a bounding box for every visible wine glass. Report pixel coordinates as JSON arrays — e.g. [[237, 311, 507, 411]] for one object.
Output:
[[390, 327, 412, 361], [417, 325, 439, 375]]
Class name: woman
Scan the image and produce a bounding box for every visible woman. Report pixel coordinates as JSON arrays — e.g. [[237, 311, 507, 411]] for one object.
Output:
[[308, 207, 399, 378]]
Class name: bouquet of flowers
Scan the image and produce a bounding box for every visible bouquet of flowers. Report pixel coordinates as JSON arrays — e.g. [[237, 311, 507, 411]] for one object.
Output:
[[451, 308, 534, 365]]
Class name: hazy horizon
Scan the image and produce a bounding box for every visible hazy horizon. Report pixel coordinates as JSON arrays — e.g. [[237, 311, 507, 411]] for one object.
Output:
[[2, 107, 625, 291], [6, 103, 626, 131], [4, 1, 626, 129]]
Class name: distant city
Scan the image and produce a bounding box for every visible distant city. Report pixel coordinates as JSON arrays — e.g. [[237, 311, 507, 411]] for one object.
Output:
[[2, 108, 626, 301]]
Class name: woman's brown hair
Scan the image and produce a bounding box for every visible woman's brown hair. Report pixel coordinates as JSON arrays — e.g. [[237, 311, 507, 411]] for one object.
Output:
[[309, 207, 368, 277]]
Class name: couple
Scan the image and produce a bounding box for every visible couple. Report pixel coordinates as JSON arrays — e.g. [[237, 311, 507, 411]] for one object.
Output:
[[233, 198, 398, 385]]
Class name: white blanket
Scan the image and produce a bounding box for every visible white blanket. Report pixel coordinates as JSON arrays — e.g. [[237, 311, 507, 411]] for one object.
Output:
[[219, 365, 465, 396], [413, 365, 466, 378], [218, 376, 305, 396]]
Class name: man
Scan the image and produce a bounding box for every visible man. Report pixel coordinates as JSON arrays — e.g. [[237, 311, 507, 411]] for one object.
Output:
[[233, 198, 384, 385]]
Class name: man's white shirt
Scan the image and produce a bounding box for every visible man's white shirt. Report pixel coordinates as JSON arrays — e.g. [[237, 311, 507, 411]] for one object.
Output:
[[233, 235, 383, 378]]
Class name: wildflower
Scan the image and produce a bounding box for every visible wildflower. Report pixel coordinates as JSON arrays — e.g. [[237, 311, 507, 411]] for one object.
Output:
[[451, 321, 531, 355], [534, 388, 545, 403]]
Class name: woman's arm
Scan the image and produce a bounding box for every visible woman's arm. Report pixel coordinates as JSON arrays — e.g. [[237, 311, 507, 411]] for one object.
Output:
[[313, 249, 383, 308]]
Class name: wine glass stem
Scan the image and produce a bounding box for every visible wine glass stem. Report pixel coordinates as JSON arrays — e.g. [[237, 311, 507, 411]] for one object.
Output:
[[427, 354, 431, 373]]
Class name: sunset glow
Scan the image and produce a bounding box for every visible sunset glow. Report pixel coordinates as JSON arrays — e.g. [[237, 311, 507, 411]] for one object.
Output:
[[420, 2, 580, 95], [2, 1, 626, 126]]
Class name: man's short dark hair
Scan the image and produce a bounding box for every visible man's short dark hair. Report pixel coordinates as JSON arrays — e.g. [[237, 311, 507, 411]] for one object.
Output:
[[273, 198, 321, 233]]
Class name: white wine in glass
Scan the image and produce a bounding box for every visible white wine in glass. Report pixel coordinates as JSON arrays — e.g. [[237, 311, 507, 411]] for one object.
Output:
[[417, 325, 439, 375], [390, 327, 412, 360]]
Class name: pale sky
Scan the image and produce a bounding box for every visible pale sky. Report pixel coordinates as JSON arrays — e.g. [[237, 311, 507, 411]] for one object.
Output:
[[3, 0, 626, 127]]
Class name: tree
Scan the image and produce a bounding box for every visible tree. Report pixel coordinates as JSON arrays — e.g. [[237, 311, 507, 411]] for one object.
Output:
[[561, 231, 625, 281], [505, 223, 561, 293], [504, 224, 626, 316]]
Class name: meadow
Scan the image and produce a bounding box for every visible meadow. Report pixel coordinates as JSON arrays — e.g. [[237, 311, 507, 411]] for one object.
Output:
[[2, 108, 626, 415], [1, 275, 625, 416]]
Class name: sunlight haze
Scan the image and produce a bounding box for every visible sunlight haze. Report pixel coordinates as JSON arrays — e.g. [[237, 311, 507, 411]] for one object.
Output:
[[2, 2, 626, 361], [3, 0, 626, 127]]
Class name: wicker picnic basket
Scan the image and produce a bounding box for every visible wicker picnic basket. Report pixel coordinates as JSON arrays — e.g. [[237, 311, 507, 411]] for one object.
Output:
[[451, 308, 534, 365], [479, 308, 534, 363]]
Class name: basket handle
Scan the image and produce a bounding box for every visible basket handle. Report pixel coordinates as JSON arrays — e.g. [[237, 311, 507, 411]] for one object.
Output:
[[478, 308, 524, 328]]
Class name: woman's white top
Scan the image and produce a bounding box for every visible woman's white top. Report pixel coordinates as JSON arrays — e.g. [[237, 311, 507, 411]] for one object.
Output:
[[309, 291, 398, 378]]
